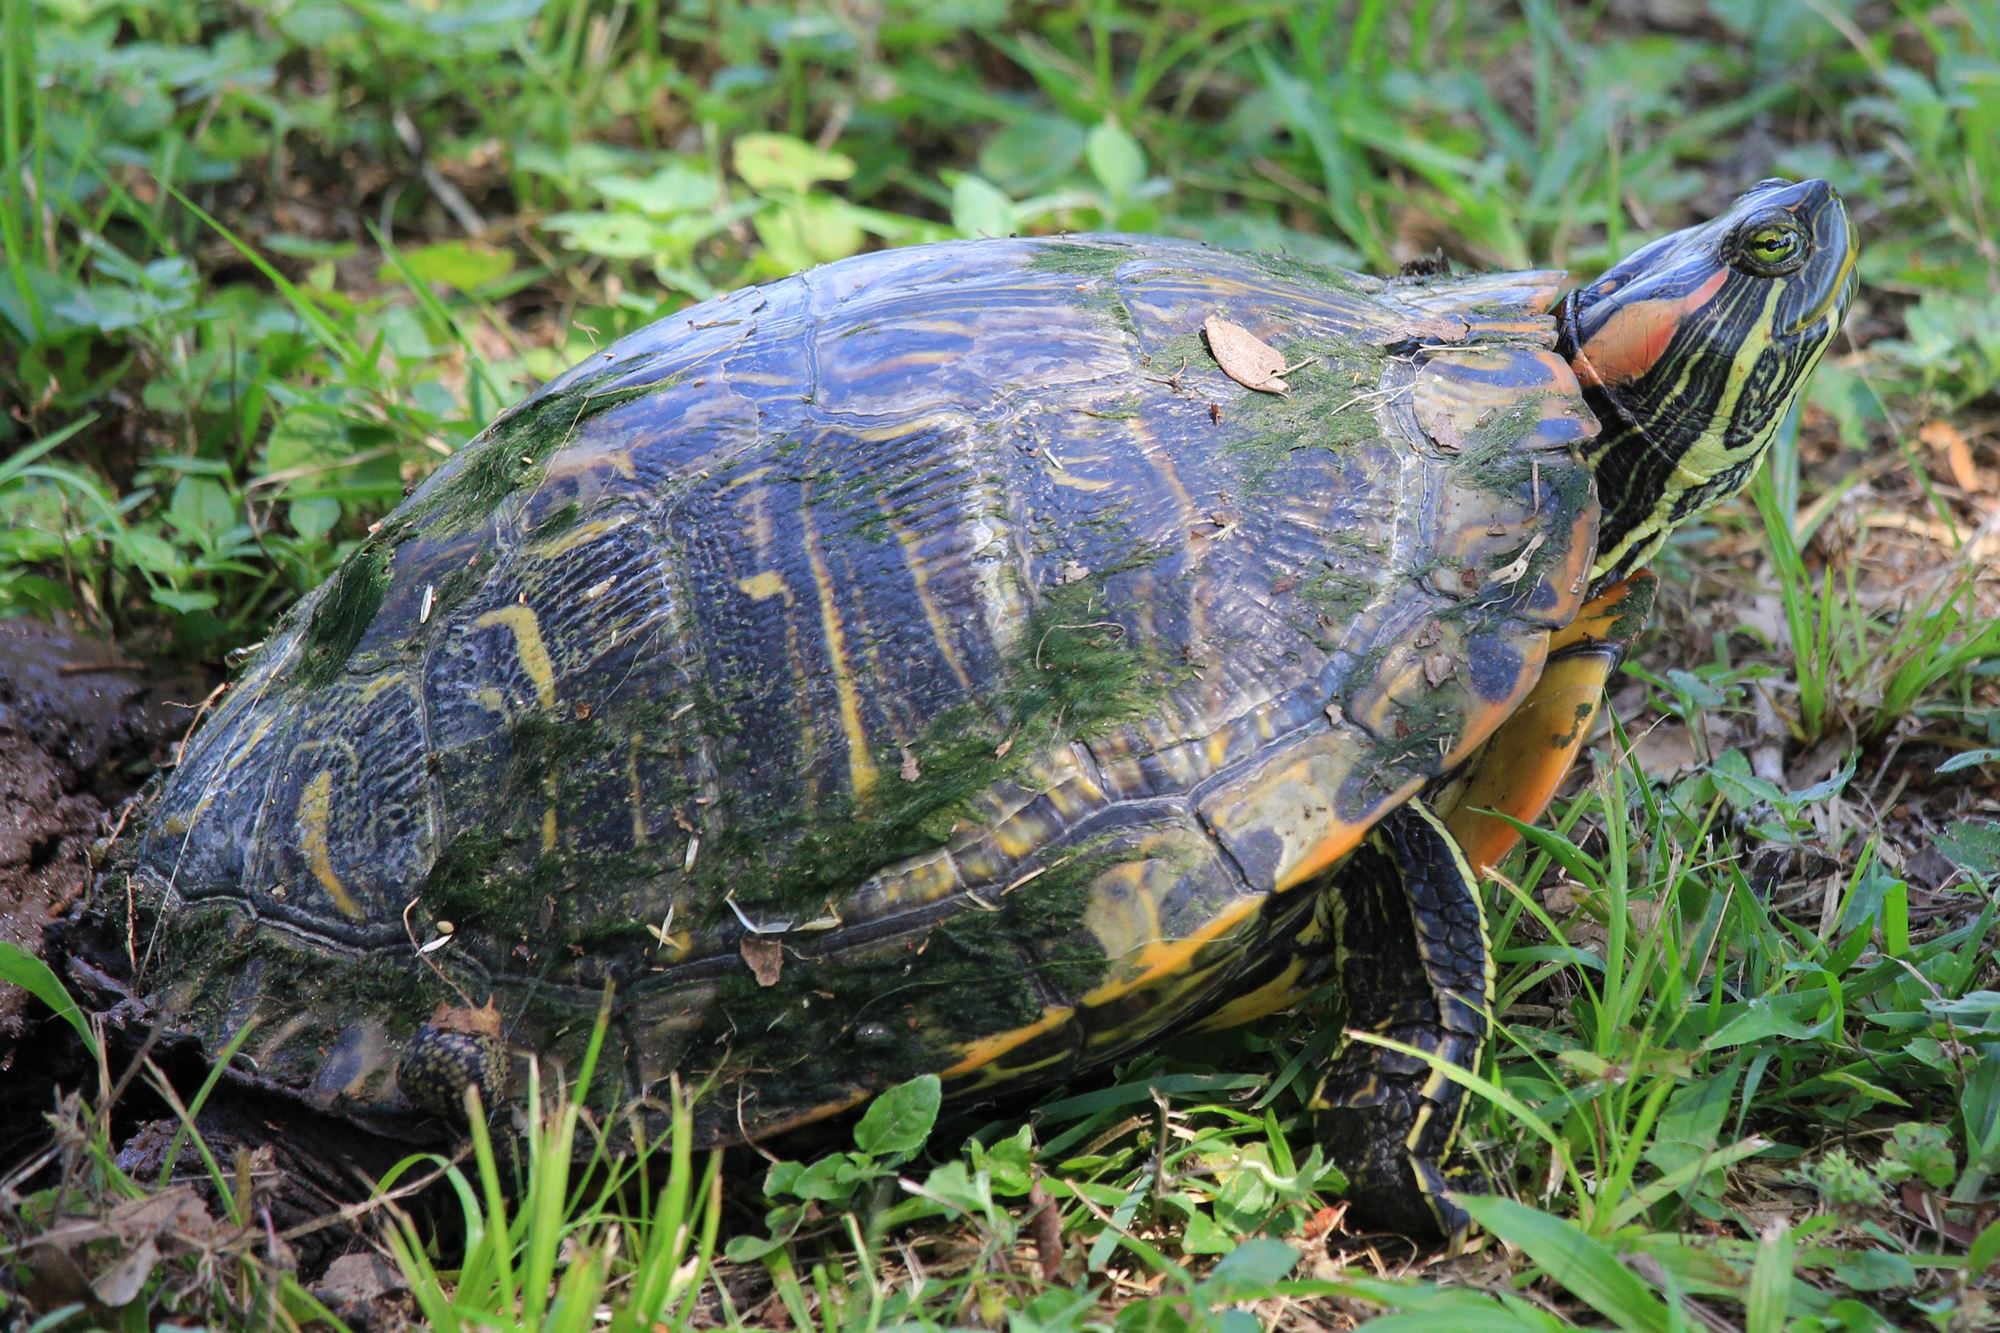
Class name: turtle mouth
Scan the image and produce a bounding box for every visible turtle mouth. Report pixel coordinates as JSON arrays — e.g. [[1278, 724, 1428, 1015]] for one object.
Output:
[[1784, 253, 1858, 338], [1781, 202, 1859, 338]]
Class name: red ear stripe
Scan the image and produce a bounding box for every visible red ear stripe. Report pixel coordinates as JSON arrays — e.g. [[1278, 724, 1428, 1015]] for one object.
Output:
[[1570, 269, 1728, 389]]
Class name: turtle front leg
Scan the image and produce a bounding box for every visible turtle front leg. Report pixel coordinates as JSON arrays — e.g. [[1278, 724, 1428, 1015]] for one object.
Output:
[[1442, 571, 1656, 873], [1313, 800, 1489, 1239]]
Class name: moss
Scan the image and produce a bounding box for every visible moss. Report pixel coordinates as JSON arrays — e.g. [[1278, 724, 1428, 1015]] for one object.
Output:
[[1218, 337, 1392, 487], [972, 840, 1139, 996], [139, 894, 452, 1091], [1008, 577, 1165, 734], [298, 538, 392, 688], [1453, 397, 1553, 472], [422, 702, 704, 942], [1298, 568, 1377, 624], [794, 464, 916, 543], [423, 559, 481, 625], [403, 372, 666, 533], [686, 570, 1181, 927], [688, 838, 1125, 1114], [1025, 241, 1133, 280], [528, 500, 582, 543], [1078, 281, 1140, 342], [1243, 250, 1372, 294], [1140, 322, 1392, 487], [422, 833, 511, 930], [1017, 242, 1144, 341]]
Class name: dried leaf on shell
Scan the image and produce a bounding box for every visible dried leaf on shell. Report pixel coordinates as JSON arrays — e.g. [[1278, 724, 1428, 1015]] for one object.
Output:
[[741, 936, 784, 986], [1203, 316, 1296, 393]]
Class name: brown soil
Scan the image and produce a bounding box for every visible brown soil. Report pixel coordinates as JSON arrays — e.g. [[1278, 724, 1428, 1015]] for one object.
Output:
[[0, 619, 209, 1046]]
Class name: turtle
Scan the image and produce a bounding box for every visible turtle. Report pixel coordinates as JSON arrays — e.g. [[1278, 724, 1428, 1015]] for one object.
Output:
[[105, 177, 1855, 1238]]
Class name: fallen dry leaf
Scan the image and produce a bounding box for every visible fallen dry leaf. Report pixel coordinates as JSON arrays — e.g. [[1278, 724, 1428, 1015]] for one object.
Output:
[[1027, 1178, 1064, 1279], [90, 1237, 158, 1308], [1299, 1202, 1347, 1242], [107, 1187, 214, 1243], [1203, 315, 1302, 393], [1919, 418, 1984, 492], [741, 935, 784, 986], [313, 1251, 409, 1310]]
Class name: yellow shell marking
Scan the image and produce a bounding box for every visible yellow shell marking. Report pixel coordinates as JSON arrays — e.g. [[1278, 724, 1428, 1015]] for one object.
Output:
[[532, 513, 637, 560], [736, 570, 791, 602], [176, 713, 278, 836], [801, 505, 879, 798], [1051, 471, 1116, 493], [944, 1005, 1073, 1078], [474, 605, 557, 710], [1078, 893, 1262, 1008], [876, 500, 971, 692], [471, 605, 561, 848], [1192, 956, 1310, 1032], [719, 465, 774, 494], [298, 769, 364, 920]]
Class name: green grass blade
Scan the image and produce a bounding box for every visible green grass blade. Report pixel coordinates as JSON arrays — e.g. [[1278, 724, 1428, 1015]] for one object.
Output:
[[1454, 1195, 1673, 1333], [0, 940, 96, 1058]]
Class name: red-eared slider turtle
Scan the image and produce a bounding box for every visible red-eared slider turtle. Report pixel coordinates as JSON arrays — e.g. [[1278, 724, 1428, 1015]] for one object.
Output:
[[112, 179, 1854, 1236]]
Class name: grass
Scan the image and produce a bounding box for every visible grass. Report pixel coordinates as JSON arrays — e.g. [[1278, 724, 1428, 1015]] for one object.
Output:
[[2, 0, 1998, 1329]]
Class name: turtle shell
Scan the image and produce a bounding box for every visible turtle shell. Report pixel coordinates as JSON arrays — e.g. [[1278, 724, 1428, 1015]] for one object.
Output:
[[126, 236, 1599, 1138]]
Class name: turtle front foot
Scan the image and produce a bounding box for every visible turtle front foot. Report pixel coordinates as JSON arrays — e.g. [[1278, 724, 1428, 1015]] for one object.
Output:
[[397, 1019, 508, 1120], [1313, 1039, 1482, 1241], [1312, 1072, 1488, 1232]]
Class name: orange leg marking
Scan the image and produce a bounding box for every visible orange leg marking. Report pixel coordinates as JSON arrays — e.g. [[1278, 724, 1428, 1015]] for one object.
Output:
[[1442, 572, 1656, 873]]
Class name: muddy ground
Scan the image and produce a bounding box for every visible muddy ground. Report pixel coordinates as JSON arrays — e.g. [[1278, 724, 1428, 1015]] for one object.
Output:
[[0, 619, 209, 1049]]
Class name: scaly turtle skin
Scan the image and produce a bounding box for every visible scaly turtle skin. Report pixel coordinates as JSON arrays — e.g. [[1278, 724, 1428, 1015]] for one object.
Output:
[[113, 179, 1855, 1237]]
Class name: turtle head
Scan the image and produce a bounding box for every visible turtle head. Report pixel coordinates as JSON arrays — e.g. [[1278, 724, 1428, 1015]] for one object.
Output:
[[1558, 178, 1856, 586]]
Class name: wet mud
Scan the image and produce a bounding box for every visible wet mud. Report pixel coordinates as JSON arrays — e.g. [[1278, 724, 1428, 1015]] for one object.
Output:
[[0, 618, 208, 1045]]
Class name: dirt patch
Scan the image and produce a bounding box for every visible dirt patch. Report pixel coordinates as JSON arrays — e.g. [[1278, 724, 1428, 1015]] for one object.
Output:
[[0, 618, 209, 1044]]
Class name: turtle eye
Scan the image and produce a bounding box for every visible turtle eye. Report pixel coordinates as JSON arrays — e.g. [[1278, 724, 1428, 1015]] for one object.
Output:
[[1735, 220, 1808, 276]]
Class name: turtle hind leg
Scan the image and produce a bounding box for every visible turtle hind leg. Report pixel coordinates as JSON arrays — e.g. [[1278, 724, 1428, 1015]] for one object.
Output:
[[1312, 800, 1490, 1239]]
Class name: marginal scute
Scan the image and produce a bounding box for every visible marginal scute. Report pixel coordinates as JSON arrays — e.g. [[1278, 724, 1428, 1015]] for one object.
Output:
[[1194, 721, 1421, 893], [1395, 269, 1569, 344]]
